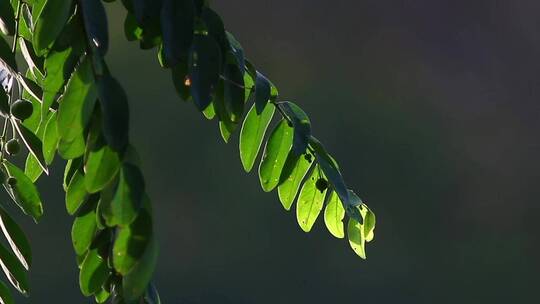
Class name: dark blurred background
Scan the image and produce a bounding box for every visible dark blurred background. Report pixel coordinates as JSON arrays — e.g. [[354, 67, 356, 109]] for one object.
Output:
[[9, 0, 540, 303]]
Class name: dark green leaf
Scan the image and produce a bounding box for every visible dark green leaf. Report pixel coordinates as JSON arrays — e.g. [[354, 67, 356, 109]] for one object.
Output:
[[0, 243, 29, 295], [223, 55, 245, 123], [33, 0, 74, 55], [84, 145, 121, 194], [258, 120, 293, 192], [254, 72, 271, 115], [102, 164, 145, 226], [80, 0, 109, 56], [0, 281, 14, 304], [0, 36, 16, 71], [132, 0, 162, 28], [160, 0, 194, 66], [113, 199, 152, 275], [97, 74, 129, 152], [79, 248, 109, 296], [0, 91, 9, 117], [71, 199, 98, 255], [188, 35, 221, 111], [0, 0, 15, 35], [279, 102, 311, 156], [19, 38, 44, 78], [296, 168, 327, 232], [0, 205, 32, 270], [278, 152, 313, 210], [239, 103, 275, 172], [309, 137, 351, 208], [3, 162, 43, 221], [171, 62, 190, 101], [122, 237, 158, 302], [13, 122, 48, 174], [225, 32, 244, 74], [66, 171, 88, 215], [124, 13, 143, 41], [17, 76, 43, 105], [324, 191, 345, 239]]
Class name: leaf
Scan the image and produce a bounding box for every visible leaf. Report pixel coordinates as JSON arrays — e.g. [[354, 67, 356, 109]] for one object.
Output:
[[113, 200, 152, 275], [160, 0, 194, 66], [80, 0, 109, 56], [258, 120, 293, 192], [124, 13, 143, 41], [122, 237, 158, 302], [219, 120, 237, 144], [64, 157, 83, 191], [239, 103, 275, 172], [296, 168, 327, 232], [79, 248, 109, 296], [223, 55, 245, 123], [0, 281, 14, 304], [33, 0, 74, 55], [17, 75, 43, 103], [97, 74, 129, 152], [225, 32, 245, 74], [71, 199, 98, 256], [144, 283, 161, 304], [0, 206, 32, 270], [132, 0, 162, 28], [0, 91, 8, 117], [254, 72, 271, 115], [24, 154, 43, 183], [171, 63, 190, 101], [361, 204, 376, 242], [94, 287, 110, 303], [84, 145, 121, 194], [0, 0, 15, 36], [3, 162, 43, 221], [277, 152, 313, 210], [102, 164, 145, 227], [13, 122, 49, 174], [309, 137, 351, 209], [188, 35, 221, 111], [347, 217, 366, 259], [0, 243, 29, 295], [19, 38, 43, 78], [58, 135, 86, 160], [66, 170, 87, 215], [324, 191, 345, 238], [57, 55, 98, 151], [43, 111, 59, 165], [0, 36, 16, 71], [279, 102, 311, 156]]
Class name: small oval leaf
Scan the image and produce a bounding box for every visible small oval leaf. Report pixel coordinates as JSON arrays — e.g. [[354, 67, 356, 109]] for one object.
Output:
[[239, 103, 275, 172], [258, 120, 293, 192], [296, 168, 327, 232]]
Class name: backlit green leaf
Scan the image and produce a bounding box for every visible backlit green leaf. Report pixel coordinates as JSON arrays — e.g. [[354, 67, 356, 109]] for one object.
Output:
[[324, 191, 345, 238], [72, 199, 98, 255], [0, 281, 14, 304], [3, 162, 43, 221], [33, 0, 74, 55], [347, 217, 366, 259], [97, 74, 129, 152], [239, 103, 275, 172], [279, 102, 311, 156], [79, 248, 109, 296], [278, 152, 312, 210], [122, 237, 158, 302], [66, 171, 87, 215], [254, 72, 271, 115], [258, 120, 293, 192], [296, 168, 326, 232], [43, 111, 59, 165]]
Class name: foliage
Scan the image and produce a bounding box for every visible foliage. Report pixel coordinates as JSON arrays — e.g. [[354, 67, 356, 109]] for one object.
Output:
[[0, 0, 377, 302]]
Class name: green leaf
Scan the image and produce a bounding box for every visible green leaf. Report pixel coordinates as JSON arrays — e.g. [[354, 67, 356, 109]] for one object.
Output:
[[0, 243, 29, 295], [131, 0, 162, 28], [296, 168, 327, 232], [254, 72, 271, 115], [309, 137, 351, 208], [0, 0, 15, 35], [218, 120, 237, 144], [0, 91, 9, 117], [24, 154, 43, 183], [258, 120, 293, 192], [97, 74, 129, 152], [122, 237, 158, 302], [102, 164, 145, 227], [239, 103, 275, 172], [33, 0, 74, 55], [361, 204, 376, 242], [17, 76, 43, 104], [279, 102, 311, 156], [14, 122, 49, 174], [188, 35, 221, 111], [225, 32, 245, 74], [57, 55, 98, 155], [79, 248, 109, 296], [94, 287, 110, 303], [0, 206, 32, 270], [3, 162, 43, 221], [124, 13, 143, 41], [64, 157, 83, 191], [0, 281, 14, 304], [278, 152, 313, 210], [324, 191, 345, 238], [160, 0, 194, 66], [113, 199, 152, 275], [71, 199, 98, 256], [347, 217, 366, 259], [58, 135, 87, 160], [66, 170, 87, 215], [0, 36, 16, 71], [80, 0, 109, 56], [84, 145, 121, 194], [43, 111, 59, 165]]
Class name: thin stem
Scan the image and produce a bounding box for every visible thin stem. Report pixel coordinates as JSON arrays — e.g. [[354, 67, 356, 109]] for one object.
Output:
[[11, 1, 22, 54]]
